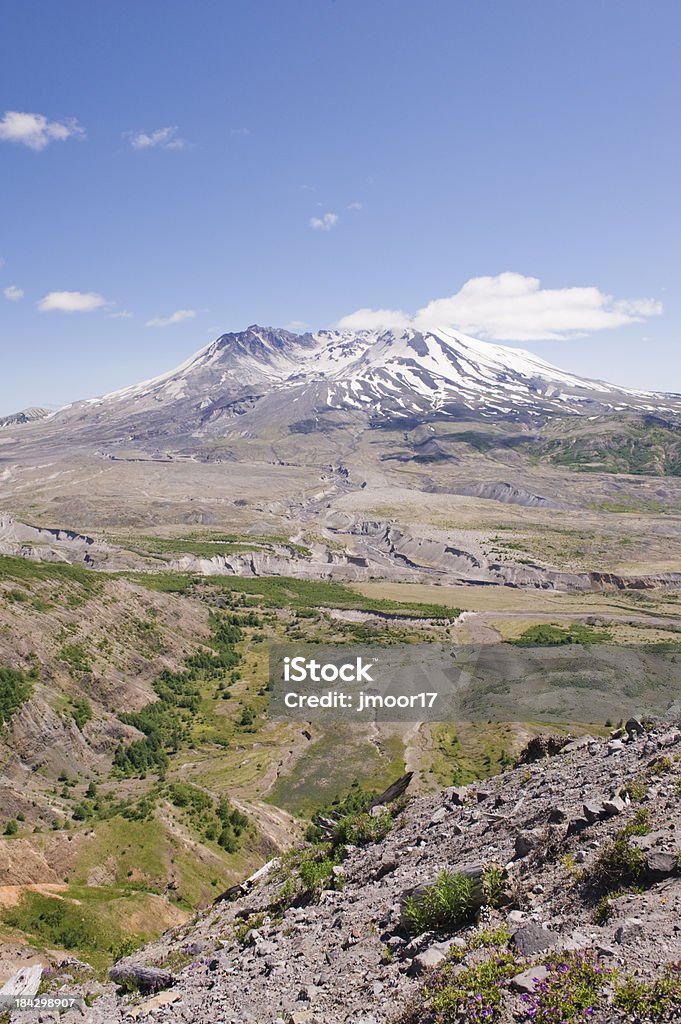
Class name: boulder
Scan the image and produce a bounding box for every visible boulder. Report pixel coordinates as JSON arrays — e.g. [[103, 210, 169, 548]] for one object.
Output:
[[514, 829, 542, 858], [603, 795, 626, 816], [408, 938, 459, 975], [510, 923, 558, 955], [583, 800, 606, 823], [511, 965, 549, 993], [614, 918, 644, 944], [644, 851, 678, 883], [625, 718, 645, 738]]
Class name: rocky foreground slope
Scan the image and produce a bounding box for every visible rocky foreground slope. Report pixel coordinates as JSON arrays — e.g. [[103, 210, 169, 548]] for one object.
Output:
[[31, 718, 681, 1024]]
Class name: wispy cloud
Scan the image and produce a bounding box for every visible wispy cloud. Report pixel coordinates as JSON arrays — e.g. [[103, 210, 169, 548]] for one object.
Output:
[[3, 285, 23, 301], [126, 126, 188, 150], [38, 290, 106, 313], [0, 111, 85, 151], [0, 256, 6, 269], [347, 202, 363, 210], [230, 127, 251, 137], [285, 320, 310, 332], [145, 309, 197, 328], [309, 212, 338, 232], [337, 272, 663, 342], [108, 309, 133, 319]]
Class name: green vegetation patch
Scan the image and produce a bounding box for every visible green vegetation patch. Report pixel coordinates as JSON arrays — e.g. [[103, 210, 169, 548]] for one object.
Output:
[[168, 782, 248, 853], [131, 571, 461, 620], [113, 612, 243, 776], [0, 665, 35, 724], [1, 886, 155, 970], [511, 623, 613, 646], [0, 555, 105, 605]]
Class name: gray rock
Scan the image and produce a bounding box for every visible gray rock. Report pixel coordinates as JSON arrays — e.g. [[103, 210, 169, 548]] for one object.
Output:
[[446, 786, 468, 806], [562, 737, 593, 754], [603, 795, 626, 816], [511, 923, 558, 955], [615, 918, 644, 944], [625, 717, 645, 737], [408, 938, 458, 976], [514, 829, 542, 858], [644, 851, 678, 882], [566, 818, 590, 837], [549, 805, 567, 823], [511, 965, 549, 993], [583, 800, 605, 823], [562, 930, 591, 950], [429, 807, 448, 825]]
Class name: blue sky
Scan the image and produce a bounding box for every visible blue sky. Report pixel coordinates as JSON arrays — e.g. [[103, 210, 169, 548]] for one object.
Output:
[[0, 0, 679, 415]]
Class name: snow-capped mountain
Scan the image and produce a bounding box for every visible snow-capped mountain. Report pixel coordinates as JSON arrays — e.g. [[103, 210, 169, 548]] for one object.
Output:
[[32, 325, 681, 445]]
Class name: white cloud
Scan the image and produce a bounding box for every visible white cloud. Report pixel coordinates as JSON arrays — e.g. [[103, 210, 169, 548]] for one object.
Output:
[[285, 320, 310, 332], [145, 309, 196, 328], [337, 272, 663, 341], [108, 309, 133, 319], [309, 212, 338, 232], [338, 307, 411, 331], [38, 291, 106, 313], [126, 126, 187, 150], [0, 111, 85, 151], [230, 127, 251, 137], [347, 202, 363, 210], [0, 256, 6, 269], [3, 285, 23, 301]]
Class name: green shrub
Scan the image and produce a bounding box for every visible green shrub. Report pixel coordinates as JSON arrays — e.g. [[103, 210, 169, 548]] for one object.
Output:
[[0, 666, 35, 724], [614, 963, 681, 1017], [58, 643, 92, 676], [589, 834, 644, 891], [430, 948, 518, 1021], [69, 697, 92, 731], [332, 808, 393, 847], [481, 864, 507, 908], [403, 870, 478, 935]]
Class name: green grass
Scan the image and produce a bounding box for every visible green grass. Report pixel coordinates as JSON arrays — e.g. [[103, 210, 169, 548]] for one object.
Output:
[[110, 534, 263, 559], [131, 571, 461, 619], [0, 555, 105, 604], [511, 623, 614, 646], [268, 728, 404, 817], [1, 886, 159, 970]]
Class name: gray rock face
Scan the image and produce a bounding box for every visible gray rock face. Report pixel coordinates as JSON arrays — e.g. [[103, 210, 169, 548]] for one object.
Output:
[[583, 800, 606, 823], [511, 965, 550, 993], [644, 851, 679, 882], [514, 829, 542, 858], [407, 938, 459, 975], [615, 918, 645, 944], [603, 795, 626, 816], [510, 923, 558, 955]]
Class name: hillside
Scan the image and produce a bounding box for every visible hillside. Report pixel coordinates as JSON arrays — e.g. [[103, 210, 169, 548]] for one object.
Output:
[[49, 718, 681, 1023]]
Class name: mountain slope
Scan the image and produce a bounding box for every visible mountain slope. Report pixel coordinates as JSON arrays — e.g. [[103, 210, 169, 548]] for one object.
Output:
[[62, 719, 681, 1024], [30, 326, 681, 447]]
